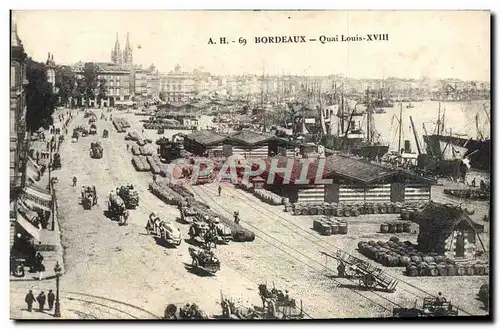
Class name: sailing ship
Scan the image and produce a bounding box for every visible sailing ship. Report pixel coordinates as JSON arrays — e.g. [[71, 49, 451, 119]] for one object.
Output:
[[422, 102, 490, 171], [323, 90, 389, 160]]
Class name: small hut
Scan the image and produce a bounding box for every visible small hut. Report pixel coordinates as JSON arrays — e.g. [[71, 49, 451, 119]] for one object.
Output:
[[413, 202, 484, 258]]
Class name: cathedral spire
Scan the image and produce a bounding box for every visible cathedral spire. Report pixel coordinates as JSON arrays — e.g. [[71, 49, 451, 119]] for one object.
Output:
[[111, 32, 122, 64], [125, 32, 131, 50], [114, 32, 121, 52], [123, 32, 133, 65]]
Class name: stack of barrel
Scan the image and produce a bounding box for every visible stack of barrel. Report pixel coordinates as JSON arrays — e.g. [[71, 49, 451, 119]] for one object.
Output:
[[291, 201, 428, 217], [252, 189, 283, 205], [405, 258, 489, 277], [313, 217, 348, 236], [292, 203, 361, 217], [379, 221, 412, 234]]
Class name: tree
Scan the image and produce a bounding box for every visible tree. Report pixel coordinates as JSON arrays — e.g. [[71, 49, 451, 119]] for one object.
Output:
[[25, 58, 57, 132], [81, 63, 99, 106], [97, 78, 107, 104], [55, 65, 76, 106]]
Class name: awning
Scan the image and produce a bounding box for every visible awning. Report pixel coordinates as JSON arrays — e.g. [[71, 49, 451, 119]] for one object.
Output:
[[16, 204, 41, 242], [23, 198, 51, 212], [23, 185, 53, 210]]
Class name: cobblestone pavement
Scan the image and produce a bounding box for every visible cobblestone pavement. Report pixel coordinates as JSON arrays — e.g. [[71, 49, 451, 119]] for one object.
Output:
[[10, 108, 489, 319]]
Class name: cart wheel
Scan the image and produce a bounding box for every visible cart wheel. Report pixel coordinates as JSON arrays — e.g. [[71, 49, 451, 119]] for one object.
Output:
[[362, 274, 377, 289]]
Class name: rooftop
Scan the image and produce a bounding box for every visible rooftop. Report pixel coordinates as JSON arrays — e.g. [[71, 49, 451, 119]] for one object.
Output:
[[185, 130, 228, 146], [229, 130, 276, 146]]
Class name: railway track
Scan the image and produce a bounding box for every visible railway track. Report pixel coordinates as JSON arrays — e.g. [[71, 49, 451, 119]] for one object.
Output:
[[11, 289, 160, 319], [191, 185, 400, 317], [215, 184, 479, 316]]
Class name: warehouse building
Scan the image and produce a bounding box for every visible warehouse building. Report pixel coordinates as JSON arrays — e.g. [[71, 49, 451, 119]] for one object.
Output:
[[183, 130, 228, 157], [255, 154, 434, 204], [225, 130, 296, 160]]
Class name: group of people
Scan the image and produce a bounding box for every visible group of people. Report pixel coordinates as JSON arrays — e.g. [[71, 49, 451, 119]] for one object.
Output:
[[24, 289, 55, 313], [81, 186, 98, 206]]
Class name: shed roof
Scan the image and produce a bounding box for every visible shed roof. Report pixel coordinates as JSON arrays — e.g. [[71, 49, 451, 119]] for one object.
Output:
[[229, 130, 276, 146], [324, 154, 396, 184], [185, 130, 228, 146]]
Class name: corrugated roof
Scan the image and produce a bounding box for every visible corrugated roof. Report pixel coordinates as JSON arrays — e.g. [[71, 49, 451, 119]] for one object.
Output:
[[185, 130, 228, 146], [229, 130, 276, 146]]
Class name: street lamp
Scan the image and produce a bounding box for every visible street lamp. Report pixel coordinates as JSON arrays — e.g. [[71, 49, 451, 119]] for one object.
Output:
[[54, 261, 62, 318]]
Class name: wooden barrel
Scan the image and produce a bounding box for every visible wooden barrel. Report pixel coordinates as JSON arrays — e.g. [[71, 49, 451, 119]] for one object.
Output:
[[343, 209, 352, 217], [338, 223, 348, 234], [379, 206, 386, 214], [423, 256, 434, 263], [389, 236, 400, 243], [380, 223, 389, 233], [410, 255, 422, 263], [301, 208, 309, 216], [388, 223, 397, 233], [331, 223, 339, 235], [317, 208, 324, 216], [388, 255, 399, 267], [437, 264, 447, 276], [401, 211, 410, 221], [465, 265, 475, 276], [353, 209, 360, 217], [309, 207, 318, 215], [406, 265, 418, 277], [474, 265, 484, 276], [427, 264, 439, 276], [396, 223, 404, 233], [417, 263, 429, 276], [293, 207, 301, 216], [403, 222, 412, 233], [456, 266, 466, 276], [324, 208, 332, 216], [446, 264, 457, 276], [331, 208, 338, 216], [322, 224, 332, 236], [337, 209, 345, 217], [394, 206, 402, 213], [399, 256, 412, 267]]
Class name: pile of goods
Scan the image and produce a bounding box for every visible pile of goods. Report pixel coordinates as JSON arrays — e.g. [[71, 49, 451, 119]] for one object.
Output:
[[379, 222, 412, 234], [357, 237, 490, 276], [131, 145, 154, 156], [289, 201, 427, 217], [291, 203, 361, 217], [126, 131, 141, 141], [132, 156, 151, 172], [313, 217, 348, 235], [148, 181, 255, 242], [251, 189, 283, 206], [143, 122, 191, 130], [146, 155, 163, 175], [112, 118, 130, 133], [444, 188, 489, 200]]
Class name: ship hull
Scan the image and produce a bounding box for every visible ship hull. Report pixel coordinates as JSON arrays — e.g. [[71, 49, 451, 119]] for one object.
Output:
[[323, 136, 389, 161], [423, 135, 490, 171]]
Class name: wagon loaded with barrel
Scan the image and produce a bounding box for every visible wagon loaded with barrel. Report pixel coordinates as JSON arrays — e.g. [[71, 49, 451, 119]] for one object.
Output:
[[188, 247, 220, 275], [106, 194, 129, 225], [321, 249, 399, 292], [393, 297, 459, 317]]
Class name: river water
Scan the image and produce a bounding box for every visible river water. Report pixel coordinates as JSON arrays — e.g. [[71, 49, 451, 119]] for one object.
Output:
[[373, 100, 490, 152]]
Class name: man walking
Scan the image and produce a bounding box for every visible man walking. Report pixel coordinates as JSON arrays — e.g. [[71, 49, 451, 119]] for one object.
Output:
[[72, 176, 77, 187], [233, 211, 240, 225], [218, 185, 222, 197], [47, 290, 55, 311], [36, 291, 46, 312], [25, 290, 36, 312]]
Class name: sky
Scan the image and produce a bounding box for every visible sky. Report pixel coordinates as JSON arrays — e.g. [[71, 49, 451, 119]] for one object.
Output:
[[12, 10, 490, 81]]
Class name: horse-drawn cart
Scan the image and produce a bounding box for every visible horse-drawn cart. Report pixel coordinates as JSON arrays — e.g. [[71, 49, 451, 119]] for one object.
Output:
[[321, 250, 399, 292], [188, 247, 220, 275]]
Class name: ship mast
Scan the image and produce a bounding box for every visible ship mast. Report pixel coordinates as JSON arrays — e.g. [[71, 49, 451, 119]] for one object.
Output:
[[398, 102, 403, 154], [410, 116, 422, 155], [436, 102, 441, 135]]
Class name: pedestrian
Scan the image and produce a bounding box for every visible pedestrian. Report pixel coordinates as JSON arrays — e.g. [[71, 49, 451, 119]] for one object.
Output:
[[25, 290, 36, 312], [233, 211, 240, 225], [72, 176, 77, 187], [153, 174, 157, 183], [47, 290, 55, 311], [36, 291, 46, 312], [218, 185, 222, 197], [471, 178, 476, 188], [337, 260, 346, 278], [35, 252, 45, 280], [126, 144, 129, 151], [36, 151, 40, 163]]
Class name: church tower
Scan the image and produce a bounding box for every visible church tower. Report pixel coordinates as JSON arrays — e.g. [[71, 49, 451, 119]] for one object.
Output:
[[111, 32, 122, 64], [123, 32, 133, 66], [46, 52, 56, 89]]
